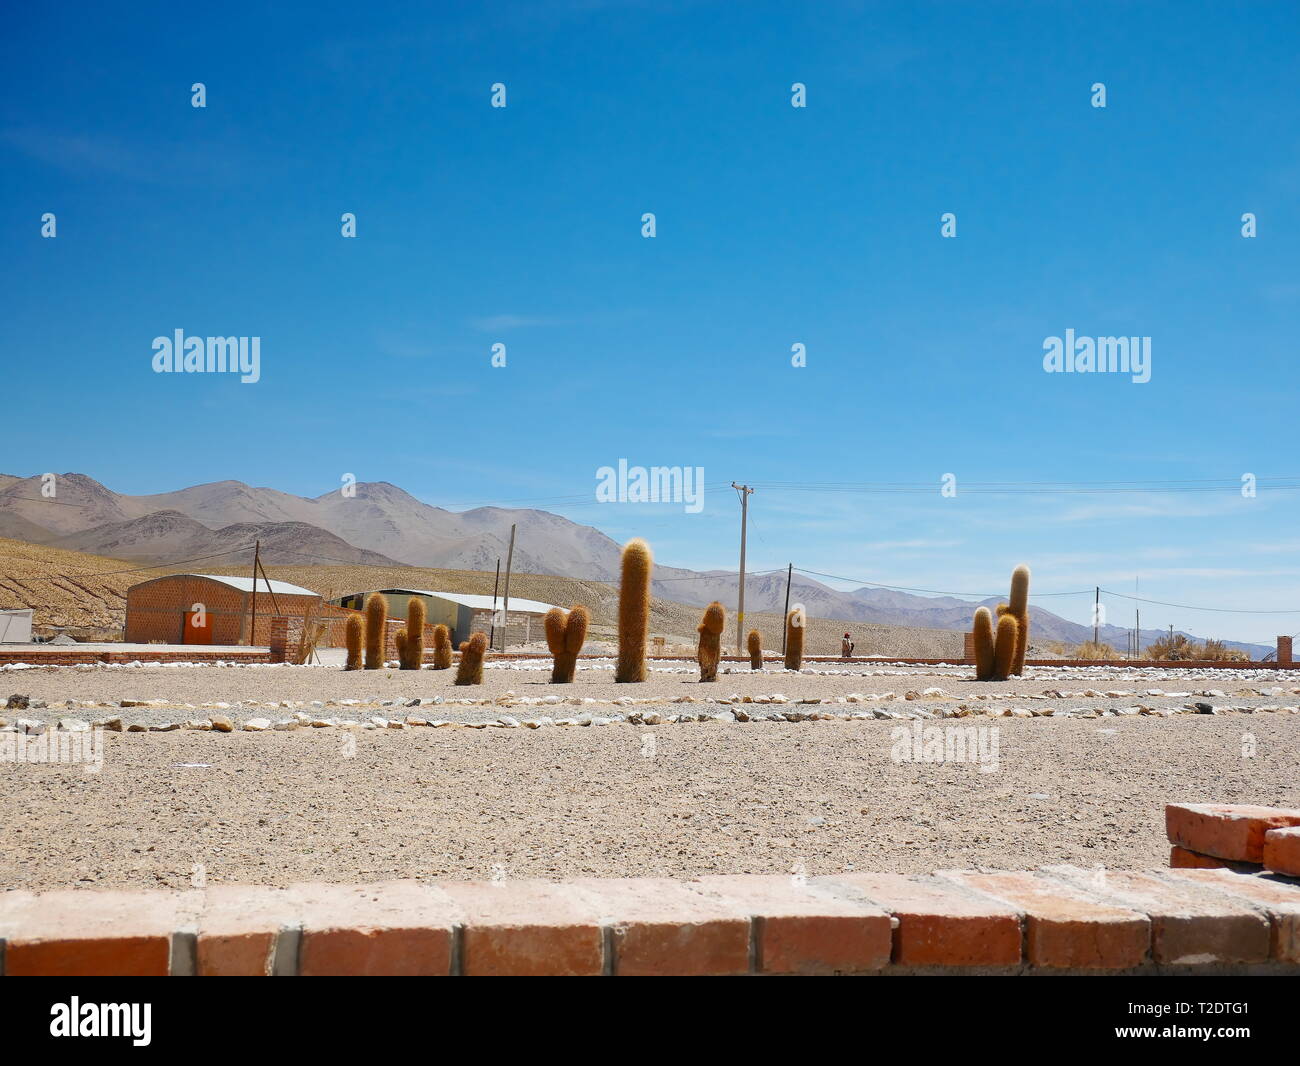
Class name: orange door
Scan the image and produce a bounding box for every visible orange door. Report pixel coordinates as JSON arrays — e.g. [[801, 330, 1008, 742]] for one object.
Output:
[[183, 609, 213, 644]]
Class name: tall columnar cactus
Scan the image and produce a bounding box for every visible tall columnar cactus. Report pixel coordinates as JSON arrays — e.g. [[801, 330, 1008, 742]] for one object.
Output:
[[544, 605, 589, 683], [455, 632, 488, 686], [696, 601, 726, 682], [747, 629, 763, 670], [402, 596, 426, 669], [1009, 565, 1031, 676], [394, 629, 407, 666], [431, 624, 452, 669], [344, 613, 364, 670], [615, 538, 652, 683], [364, 592, 387, 669], [784, 606, 805, 671], [972, 606, 995, 681], [992, 612, 1019, 682]]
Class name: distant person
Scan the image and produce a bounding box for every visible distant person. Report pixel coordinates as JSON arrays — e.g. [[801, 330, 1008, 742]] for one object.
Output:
[[841, 632, 854, 659]]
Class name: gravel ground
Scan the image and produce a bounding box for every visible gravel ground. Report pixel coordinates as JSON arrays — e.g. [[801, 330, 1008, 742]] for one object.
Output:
[[1, 714, 1296, 891], [2, 659, 1297, 892], [4, 658, 1299, 727]]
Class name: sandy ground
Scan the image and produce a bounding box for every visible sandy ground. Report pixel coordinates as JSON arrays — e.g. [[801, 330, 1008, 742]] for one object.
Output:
[[1, 713, 1296, 891]]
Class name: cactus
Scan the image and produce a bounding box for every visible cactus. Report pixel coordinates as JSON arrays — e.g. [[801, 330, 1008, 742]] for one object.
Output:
[[784, 606, 805, 671], [394, 629, 407, 666], [615, 538, 652, 683], [402, 596, 426, 669], [992, 612, 1019, 681], [364, 592, 387, 669], [696, 601, 726, 682], [747, 629, 762, 670], [344, 613, 364, 670], [544, 605, 589, 683], [455, 632, 488, 685], [972, 606, 995, 681], [1009, 565, 1030, 676], [431, 624, 452, 669]]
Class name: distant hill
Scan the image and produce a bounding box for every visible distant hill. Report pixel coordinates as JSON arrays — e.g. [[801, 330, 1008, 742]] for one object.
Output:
[[0, 471, 1271, 657]]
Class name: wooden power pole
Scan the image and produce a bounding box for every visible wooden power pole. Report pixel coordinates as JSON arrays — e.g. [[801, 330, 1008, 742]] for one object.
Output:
[[500, 524, 517, 652], [731, 483, 754, 654], [781, 562, 793, 654], [249, 540, 260, 646], [489, 558, 501, 650]]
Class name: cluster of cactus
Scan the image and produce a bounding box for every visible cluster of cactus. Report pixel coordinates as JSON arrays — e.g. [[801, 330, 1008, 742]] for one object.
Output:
[[431, 624, 452, 669], [544, 604, 589, 683], [696, 601, 726, 682], [615, 538, 652, 683], [455, 632, 488, 685], [344, 614, 364, 670], [398, 597, 425, 669], [784, 607, 805, 671], [747, 629, 762, 670], [364, 592, 387, 669], [973, 565, 1031, 681]]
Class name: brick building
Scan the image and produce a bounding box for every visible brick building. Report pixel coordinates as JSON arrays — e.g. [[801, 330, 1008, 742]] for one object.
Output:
[[125, 574, 322, 646]]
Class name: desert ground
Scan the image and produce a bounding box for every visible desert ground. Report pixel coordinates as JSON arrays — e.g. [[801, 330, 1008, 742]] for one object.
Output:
[[2, 658, 1296, 892]]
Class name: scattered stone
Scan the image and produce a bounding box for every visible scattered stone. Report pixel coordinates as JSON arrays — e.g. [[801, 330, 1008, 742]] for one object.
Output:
[[243, 718, 272, 731], [211, 716, 234, 732]]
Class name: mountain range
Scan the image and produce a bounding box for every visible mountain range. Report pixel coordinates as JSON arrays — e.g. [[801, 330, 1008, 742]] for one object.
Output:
[[0, 472, 1270, 656]]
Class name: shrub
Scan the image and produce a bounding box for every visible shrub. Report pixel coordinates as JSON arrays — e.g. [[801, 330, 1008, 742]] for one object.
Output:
[[615, 539, 652, 683], [696, 601, 725, 682], [1074, 640, 1116, 660], [784, 607, 805, 671], [364, 593, 387, 669], [431, 625, 452, 669], [455, 632, 488, 685], [344, 614, 363, 670], [402, 596, 426, 669]]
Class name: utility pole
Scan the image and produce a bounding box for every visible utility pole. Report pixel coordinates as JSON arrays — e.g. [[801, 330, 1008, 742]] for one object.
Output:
[[500, 524, 516, 652], [731, 483, 753, 654], [782, 562, 793, 654], [489, 558, 501, 650], [1093, 586, 1100, 645], [249, 540, 260, 646]]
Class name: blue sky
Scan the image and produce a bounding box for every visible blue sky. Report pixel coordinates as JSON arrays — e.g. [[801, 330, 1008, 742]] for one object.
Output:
[[2, 1, 1298, 643]]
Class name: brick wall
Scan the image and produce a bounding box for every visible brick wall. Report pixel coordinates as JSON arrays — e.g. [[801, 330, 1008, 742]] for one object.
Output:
[[2, 866, 1298, 975], [1278, 636, 1293, 664], [125, 576, 321, 646]]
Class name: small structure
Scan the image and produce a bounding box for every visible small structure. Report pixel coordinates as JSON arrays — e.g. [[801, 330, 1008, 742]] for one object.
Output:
[[333, 588, 559, 648], [125, 574, 322, 646], [0, 608, 33, 643]]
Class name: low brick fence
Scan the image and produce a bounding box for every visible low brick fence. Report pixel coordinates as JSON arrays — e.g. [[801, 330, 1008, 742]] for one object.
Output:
[[3, 863, 1299, 976], [0, 648, 273, 667]]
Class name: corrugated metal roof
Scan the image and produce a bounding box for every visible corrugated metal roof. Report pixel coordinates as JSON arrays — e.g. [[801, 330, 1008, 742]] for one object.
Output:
[[377, 589, 559, 614], [187, 574, 320, 597]]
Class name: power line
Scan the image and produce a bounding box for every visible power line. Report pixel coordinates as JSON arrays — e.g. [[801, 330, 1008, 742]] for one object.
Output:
[[1099, 589, 1300, 615], [792, 566, 1093, 600]]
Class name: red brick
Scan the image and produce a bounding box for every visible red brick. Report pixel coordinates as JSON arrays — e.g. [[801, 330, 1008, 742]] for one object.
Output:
[[293, 882, 456, 976], [571, 878, 749, 976], [1041, 867, 1268, 965], [196, 886, 299, 976], [2, 889, 181, 976], [824, 872, 1022, 967], [692, 875, 891, 974], [1263, 827, 1300, 877], [438, 881, 603, 976], [1169, 845, 1259, 872], [938, 871, 1148, 970], [1166, 803, 1300, 863], [1163, 869, 1300, 963]]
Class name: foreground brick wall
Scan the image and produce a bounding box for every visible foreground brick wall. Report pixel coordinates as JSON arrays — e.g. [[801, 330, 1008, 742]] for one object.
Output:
[[2, 867, 1298, 976]]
